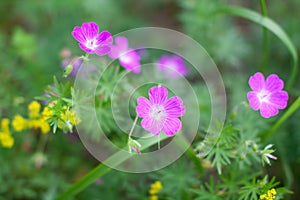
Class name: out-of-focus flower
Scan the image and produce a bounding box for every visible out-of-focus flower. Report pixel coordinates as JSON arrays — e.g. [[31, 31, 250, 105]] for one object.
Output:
[[149, 181, 162, 200], [136, 86, 185, 136], [28, 101, 41, 118], [32, 152, 47, 169], [157, 55, 188, 79], [247, 72, 288, 118], [109, 36, 141, 73], [260, 188, 276, 200], [72, 22, 112, 55], [12, 115, 27, 132], [0, 118, 14, 148]]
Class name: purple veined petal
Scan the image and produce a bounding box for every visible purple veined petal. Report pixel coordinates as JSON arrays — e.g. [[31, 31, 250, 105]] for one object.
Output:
[[95, 46, 111, 56], [260, 102, 279, 118], [115, 36, 129, 52], [72, 27, 86, 43], [79, 43, 95, 54], [265, 74, 284, 92], [96, 31, 113, 44], [141, 117, 163, 136], [269, 91, 289, 109], [149, 86, 168, 104], [164, 96, 186, 117], [162, 117, 182, 136], [247, 91, 261, 110], [249, 72, 265, 92], [136, 97, 152, 117], [81, 22, 99, 40]]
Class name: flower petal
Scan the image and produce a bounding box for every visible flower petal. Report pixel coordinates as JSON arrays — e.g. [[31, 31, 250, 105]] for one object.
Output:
[[81, 22, 99, 40], [269, 91, 288, 109], [141, 117, 163, 136], [149, 86, 168, 104], [119, 50, 141, 73], [115, 36, 129, 52], [249, 72, 265, 91], [72, 26, 86, 43], [247, 91, 261, 110], [164, 96, 185, 117], [136, 97, 152, 117], [79, 43, 94, 53], [265, 74, 284, 92], [95, 46, 111, 56], [96, 31, 113, 45], [162, 117, 182, 136], [260, 102, 279, 118]]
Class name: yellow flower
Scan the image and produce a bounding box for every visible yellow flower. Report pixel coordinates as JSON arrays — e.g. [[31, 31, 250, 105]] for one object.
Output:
[[42, 106, 53, 120], [1, 118, 10, 133], [260, 188, 277, 200], [61, 109, 81, 126], [12, 115, 27, 132], [40, 120, 50, 134], [149, 181, 162, 199], [0, 132, 14, 148], [28, 101, 41, 118], [149, 195, 158, 200]]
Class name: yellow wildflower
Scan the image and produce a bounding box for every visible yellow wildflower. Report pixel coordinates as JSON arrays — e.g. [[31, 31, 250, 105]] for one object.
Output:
[[0, 133, 14, 148], [1, 118, 10, 133], [149, 181, 162, 200], [61, 109, 81, 126], [149, 195, 158, 200], [28, 101, 41, 118], [260, 188, 276, 200], [42, 106, 53, 120], [12, 115, 27, 132], [40, 120, 50, 134]]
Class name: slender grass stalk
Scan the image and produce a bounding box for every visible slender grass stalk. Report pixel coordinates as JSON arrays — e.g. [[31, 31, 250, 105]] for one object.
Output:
[[259, 0, 269, 72]]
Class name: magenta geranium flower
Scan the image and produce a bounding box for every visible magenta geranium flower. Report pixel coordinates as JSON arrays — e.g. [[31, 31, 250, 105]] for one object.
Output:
[[157, 55, 189, 79], [136, 86, 186, 136], [72, 22, 112, 55], [109, 36, 141, 73], [247, 72, 288, 118]]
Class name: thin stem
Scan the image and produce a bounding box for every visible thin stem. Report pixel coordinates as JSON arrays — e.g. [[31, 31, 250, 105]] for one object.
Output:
[[262, 96, 300, 141], [260, 0, 269, 72], [128, 115, 139, 140]]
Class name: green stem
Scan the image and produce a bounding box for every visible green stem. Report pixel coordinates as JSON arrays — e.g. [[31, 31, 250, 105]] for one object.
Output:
[[55, 134, 167, 199], [259, 0, 269, 72], [262, 97, 300, 141]]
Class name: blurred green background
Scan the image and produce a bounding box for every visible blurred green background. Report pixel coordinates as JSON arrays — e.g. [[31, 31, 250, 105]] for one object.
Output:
[[0, 0, 299, 199]]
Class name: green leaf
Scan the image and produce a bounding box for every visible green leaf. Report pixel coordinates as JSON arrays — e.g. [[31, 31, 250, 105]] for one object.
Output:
[[217, 5, 298, 90]]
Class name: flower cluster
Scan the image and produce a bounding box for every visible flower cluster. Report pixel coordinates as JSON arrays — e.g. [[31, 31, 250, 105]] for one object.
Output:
[[0, 119, 14, 148], [71, 22, 189, 77], [57, 106, 81, 132], [149, 181, 163, 200], [12, 101, 51, 134], [260, 188, 277, 200]]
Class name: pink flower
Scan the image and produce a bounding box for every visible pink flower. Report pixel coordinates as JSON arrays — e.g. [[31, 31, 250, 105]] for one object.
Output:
[[157, 55, 189, 79], [247, 72, 288, 118], [109, 36, 141, 73], [72, 22, 112, 55], [136, 86, 186, 136]]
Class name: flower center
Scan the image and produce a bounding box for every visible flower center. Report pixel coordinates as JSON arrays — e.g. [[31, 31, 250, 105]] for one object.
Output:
[[150, 105, 166, 121], [85, 38, 98, 50], [257, 89, 270, 103], [120, 53, 132, 63]]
